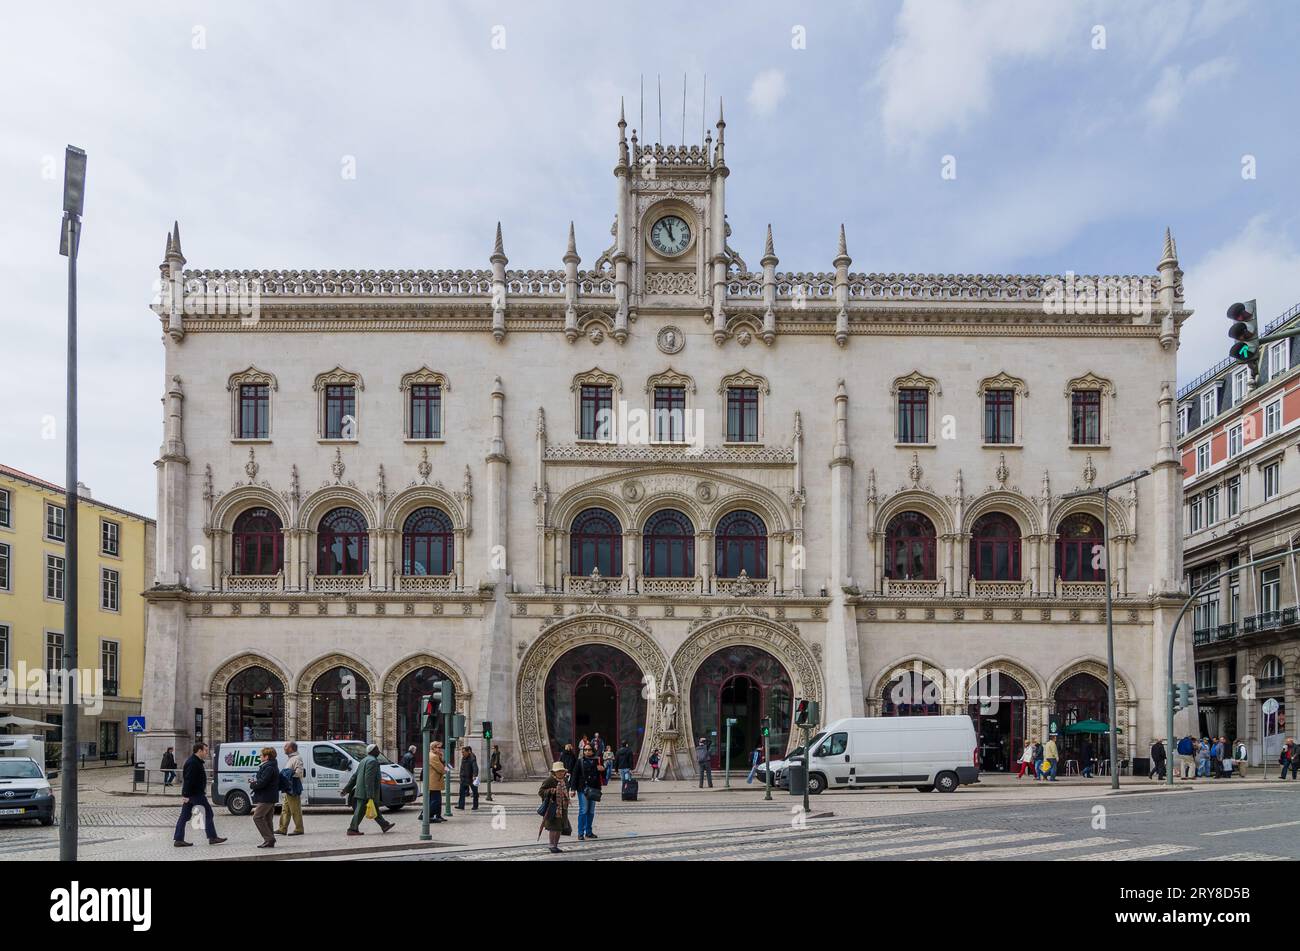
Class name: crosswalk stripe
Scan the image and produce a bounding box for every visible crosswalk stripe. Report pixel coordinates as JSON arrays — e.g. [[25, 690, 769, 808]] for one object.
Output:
[[915, 836, 1127, 861], [600, 826, 986, 862], [814, 831, 1059, 862], [1202, 820, 1300, 837], [1057, 844, 1196, 861], [1200, 852, 1290, 861]]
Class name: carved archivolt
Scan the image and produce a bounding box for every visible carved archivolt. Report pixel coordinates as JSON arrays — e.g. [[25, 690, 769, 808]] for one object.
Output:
[[874, 489, 956, 537], [644, 367, 696, 395], [961, 490, 1042, 536], [383, 484, 466, 532], [970, 656, 1047, 702], [378, 652, 471, 753], [1063, 371, 1115, 399], [976, 371, 1027, 397], [718, 368, 771, 395], [297, 485, 378, 532], [209, 484, 290, 534], [891, 370, 941, 396], [206, 651, 291, 745], [1047, 494, 1130, 537], [227, 366, 278, 392], [1046, 656, 1132, 704], [570, 366, 623, 393], [398, 367, 450, 392], [313, 365, 365, 392]]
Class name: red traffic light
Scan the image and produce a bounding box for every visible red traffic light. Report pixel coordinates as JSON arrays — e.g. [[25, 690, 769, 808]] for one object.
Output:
[[424, 699, 436, 716]]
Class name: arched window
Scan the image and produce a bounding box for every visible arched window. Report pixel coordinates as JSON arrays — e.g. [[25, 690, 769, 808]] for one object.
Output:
[[232, 508, 283, 575], [970, 512, 1021, 581], [1057, 513, 1105, 582], [402, 507, 453, 576], [317, 507, 368, 576], [310, 666, 370, 741], [1261, 656, 1285, 686], [642, 509, 695, 578], [882, 672, 942, 716], [715, 510, 767, 578], [225, 666, 283, 741], [884, 511, 936, 580], [570, 507, 622, 576]]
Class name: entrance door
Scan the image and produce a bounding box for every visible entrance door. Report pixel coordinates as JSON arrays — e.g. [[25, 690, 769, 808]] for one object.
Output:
[[720, 676, 762, 771], [574, 673, 618, 750]]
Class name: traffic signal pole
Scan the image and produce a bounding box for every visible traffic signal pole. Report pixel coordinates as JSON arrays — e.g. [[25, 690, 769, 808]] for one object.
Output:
[[482, 721, 494, 803], [419, 711, 432, 841], [1163, 550, 1299, 786]]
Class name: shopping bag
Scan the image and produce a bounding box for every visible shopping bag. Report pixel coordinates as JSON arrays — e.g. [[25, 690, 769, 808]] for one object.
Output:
[[364, 798, 378, 820]]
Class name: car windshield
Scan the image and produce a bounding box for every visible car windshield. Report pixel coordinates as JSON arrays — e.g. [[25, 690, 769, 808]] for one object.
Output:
[[337, 742, 393, 765], [0, 760, 43, 779]]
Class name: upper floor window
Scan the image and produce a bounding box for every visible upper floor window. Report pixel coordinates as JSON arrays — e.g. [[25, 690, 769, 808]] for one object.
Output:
[[1205, 486, 1219, 525], [1260, 567, 1282, 614], [1264, 461, 1280, 500], [316, 507, 368, 576], [642, 509, 695, 578], [100, 567, 119, 612], [238, 384, 270, 439], [1199, 390, 1216, 424], [1057, 513, 1104, 582], [1227, 476, 1241, 517], [897, 388, 929, 444], [232, 508, 283, 575], [46, 553, 65, 600], [313, 367, 363, 441], [726, 387, 759, 443], [1231, 368, 1250, 405], [1261, 655, 1285, 684], [1188, 494, 1204, 532], [0, 625, 8, 675], [1264, 399, 1282, 437], [101, 518, 120, 556], [0, 488, 9, 528], [46, 503, 65, 542], [101, 641, 119, 696], [652, 386, 686, 442], [714, 510, 768, 579], [1196, 442, 1210, 473], [969, 512, 1021, 581], [580, 385, 613, 441], [401, 368, 450, 440], [45, 632, 63, 678], [883, 511, 936, 581], [983, 390, 1015, 445], [1268, 342, 1290, 379], [402, 507, 454, 576], [227, 367, 277, 440], [570, 507, 622, 577], [1227, 423, 1243, 459], [1071, 390, 1102, 445], [1177, 405, 1190, 437], [0, 542, 9, 591]]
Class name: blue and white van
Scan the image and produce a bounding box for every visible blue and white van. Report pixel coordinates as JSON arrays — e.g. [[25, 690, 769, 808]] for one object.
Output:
[[212, 740, 417, 815]]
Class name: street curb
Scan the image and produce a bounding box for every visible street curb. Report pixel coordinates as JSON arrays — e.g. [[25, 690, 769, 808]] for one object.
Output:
[[212, 838, 454, 861]]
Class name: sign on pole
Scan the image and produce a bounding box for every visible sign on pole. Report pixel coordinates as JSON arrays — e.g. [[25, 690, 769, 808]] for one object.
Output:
[[126, 716, 146, 734]]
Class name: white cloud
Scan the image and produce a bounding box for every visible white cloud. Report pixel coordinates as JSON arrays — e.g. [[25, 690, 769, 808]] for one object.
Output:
[[1179, 215, 1300, 384], [1144, 57, 1234, 125], [747, 69, 787, 117], [875, 0, 1079, 148]]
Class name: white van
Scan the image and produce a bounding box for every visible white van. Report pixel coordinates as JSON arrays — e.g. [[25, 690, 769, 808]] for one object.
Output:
[[212, 741, 417, 816], [801, 715, 979, 794]]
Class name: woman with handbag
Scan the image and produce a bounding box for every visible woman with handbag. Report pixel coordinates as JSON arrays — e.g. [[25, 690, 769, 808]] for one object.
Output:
[[537, 762, 572, 854], [574, 745, 603, 840]]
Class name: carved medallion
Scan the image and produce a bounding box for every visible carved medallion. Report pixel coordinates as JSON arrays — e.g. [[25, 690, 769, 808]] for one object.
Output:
[[657, 325, 685, 355]]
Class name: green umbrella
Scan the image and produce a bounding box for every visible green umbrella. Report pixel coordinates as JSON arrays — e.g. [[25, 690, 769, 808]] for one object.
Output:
[[1062, 719, 1123, 735]]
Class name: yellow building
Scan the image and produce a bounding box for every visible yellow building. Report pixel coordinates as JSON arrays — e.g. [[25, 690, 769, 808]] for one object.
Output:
[[0, 464, 154, 764]]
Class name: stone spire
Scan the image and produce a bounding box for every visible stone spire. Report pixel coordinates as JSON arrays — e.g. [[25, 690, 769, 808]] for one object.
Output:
[[761, 224, 779, 345], [490, 223, 508, 342], [833, 224, 852, 347], [617, 97, 629, 169], [761, 224, 777, 266], [563, 222, 580, 342], [1157, 226, 1182, 347], [564, 221, 579, 263], [713, 98, 726, 168]]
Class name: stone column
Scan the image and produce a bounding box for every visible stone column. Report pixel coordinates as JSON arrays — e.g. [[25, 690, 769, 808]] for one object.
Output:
[[698, 530, 713, 594], [825, 380, 865, 718]]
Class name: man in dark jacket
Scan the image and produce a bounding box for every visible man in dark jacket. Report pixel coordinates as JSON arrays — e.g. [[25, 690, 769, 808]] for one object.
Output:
[[173, 742, 226, 847], [344, 743, 394, 835], [457, 744, 480, 810], [400, 745, 417, 773], [615, 741, 635, 783], [249, 746, 280, 848], [160, 747, 177, 786], [1150, 738, 1167, 780], [696, 737, 713, 788]]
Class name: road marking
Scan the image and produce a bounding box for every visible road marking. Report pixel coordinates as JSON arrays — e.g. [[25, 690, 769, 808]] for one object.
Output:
[[916, 836, 1127, 860], [1071, 810, 1152, 819], [1058, 844, 1196, 860], [818, 831, 1059, 861], [1201, 852, 1290, 861], [597, 825, 970, 862], [1202, 819, 1300, 837]]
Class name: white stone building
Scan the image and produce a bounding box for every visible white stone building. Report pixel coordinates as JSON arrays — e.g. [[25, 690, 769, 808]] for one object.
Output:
[[140, 109, 1192, 779]]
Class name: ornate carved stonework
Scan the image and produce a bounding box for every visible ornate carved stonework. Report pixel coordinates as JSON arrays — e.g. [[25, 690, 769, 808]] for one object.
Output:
[[657, 325, 685, 354]]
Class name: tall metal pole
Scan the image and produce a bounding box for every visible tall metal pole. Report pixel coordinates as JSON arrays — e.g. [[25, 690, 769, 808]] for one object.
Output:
[[59, 204, 81, 863], [419, 718, 432, 841], [1102, 486, 1120, 791]]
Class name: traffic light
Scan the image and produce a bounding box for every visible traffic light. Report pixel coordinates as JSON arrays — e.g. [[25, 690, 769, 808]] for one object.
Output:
[[760, 717, 771, 738], [419, 695, 437, 732], [1227, 300, 1261, 380], [431, 678, 455, 717], [1173, 682, 1194, 713], [794, 699, 810, 726], [482, 720, 493, 740]]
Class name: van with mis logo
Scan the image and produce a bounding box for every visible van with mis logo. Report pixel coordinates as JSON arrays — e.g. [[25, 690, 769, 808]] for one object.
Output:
[[212, 740, 417, 815]]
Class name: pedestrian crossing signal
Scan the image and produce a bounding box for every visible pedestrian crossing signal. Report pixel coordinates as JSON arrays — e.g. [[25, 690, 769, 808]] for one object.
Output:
[[760, 717, 771, 738], [1226, 300, 1260, 380], [793, 699, 819, 727], [420, 695, 438, 732], [482, 720, 493, 740]]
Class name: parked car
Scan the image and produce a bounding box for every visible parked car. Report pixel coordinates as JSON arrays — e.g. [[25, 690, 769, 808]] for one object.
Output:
[[754, 734, 824, 788], [0, 756, 56, 826]]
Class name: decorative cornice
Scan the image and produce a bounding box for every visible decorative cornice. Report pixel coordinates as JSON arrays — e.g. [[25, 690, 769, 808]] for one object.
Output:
[[544, 444, 795, 465]]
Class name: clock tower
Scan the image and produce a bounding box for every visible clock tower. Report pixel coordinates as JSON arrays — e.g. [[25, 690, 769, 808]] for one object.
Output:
[[608, 100, 736, 342]]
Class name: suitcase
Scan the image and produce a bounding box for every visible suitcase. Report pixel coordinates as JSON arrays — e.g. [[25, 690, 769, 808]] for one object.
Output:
[[621, 778, 639, 801]]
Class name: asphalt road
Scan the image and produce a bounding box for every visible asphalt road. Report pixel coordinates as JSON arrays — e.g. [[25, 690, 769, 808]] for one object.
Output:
[[386, 784, 1300, 861]]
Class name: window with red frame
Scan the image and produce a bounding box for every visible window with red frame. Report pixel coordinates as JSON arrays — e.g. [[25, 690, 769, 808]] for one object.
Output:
[[232, 508, 283, 575], [238, 384, 270, 439], [1070, 390, 1102, 445], [324, 384, 355, 439], [317, 506, 368, 575], [897, 387, 929, 443], [984, 388, 1014, 444], [969, 512, 1021, 581], [884, 511, 937, 580], [1056, 513, 1105, 582], [579, 385, 613, 441], [409, 384, 442, 439], [726, 387, 759, 442]]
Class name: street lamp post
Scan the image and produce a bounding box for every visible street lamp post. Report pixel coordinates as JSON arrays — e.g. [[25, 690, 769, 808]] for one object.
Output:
[[58, 145, 86, 864], [1062, 469, 1150, 791]]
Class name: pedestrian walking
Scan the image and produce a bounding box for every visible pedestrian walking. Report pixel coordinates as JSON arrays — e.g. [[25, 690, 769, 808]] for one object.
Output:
[[560, 742, 578, 790], [602, 745, 615, 785], [1280, 737, 1298, 780], [1233, 738, 1248, 778], [1016, 740, 1035, 778], [276, 741, 306, 836], [649, 748, 661, 781], [538, 762, 572, 854], [1042, 736, 1059, 782], [696, 737, 713, 788], [400, 745, 417, 773], [574, 743, 603, 840], [592, 732, 605, 758], [1080, 739, 1095, 778], [1175, 735, 1196, 778], [1033, 740, 1045, 781], [457, 744, 480, 810], [615, 740, 635, 783], [1150, 738, 1167, 780], [746, 744, 762, 784], [1196, 738, 1212, 777], [491, 744, 503, 782], [249, 746, 280, 848], [424, 740, 447, 823], [173, 742, 226, 847], [344, 743, 394, 836], [160, 747, 177, 787]]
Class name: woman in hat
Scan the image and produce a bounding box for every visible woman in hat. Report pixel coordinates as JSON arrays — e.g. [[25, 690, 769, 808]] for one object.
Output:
[[538, 761, 572, 854]]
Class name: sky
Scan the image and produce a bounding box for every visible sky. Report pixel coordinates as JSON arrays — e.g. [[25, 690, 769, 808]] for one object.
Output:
[[2, 0, 1298, 517]]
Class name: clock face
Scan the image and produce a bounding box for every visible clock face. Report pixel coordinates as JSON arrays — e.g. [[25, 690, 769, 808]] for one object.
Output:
[[650, 215, 692, 256]]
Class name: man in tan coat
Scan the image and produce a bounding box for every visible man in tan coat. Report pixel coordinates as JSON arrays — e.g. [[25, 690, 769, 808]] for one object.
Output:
[[276, 741, 305, 836], [424, 740, 447, 823], [1043, 736, 1060, 782]]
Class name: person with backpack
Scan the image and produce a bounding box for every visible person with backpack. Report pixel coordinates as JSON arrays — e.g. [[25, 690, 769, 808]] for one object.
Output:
[[696, 737, 714, 788], [457, 744, 481, 810], [573, 744, 603, 840], [649, 748, 662, 781], [160, 747, 177, 787], [615, 740, 635, 783], [249, 746, 281, 848], [276, 740, 305, 836], [1175, 735, 1196, 778]]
